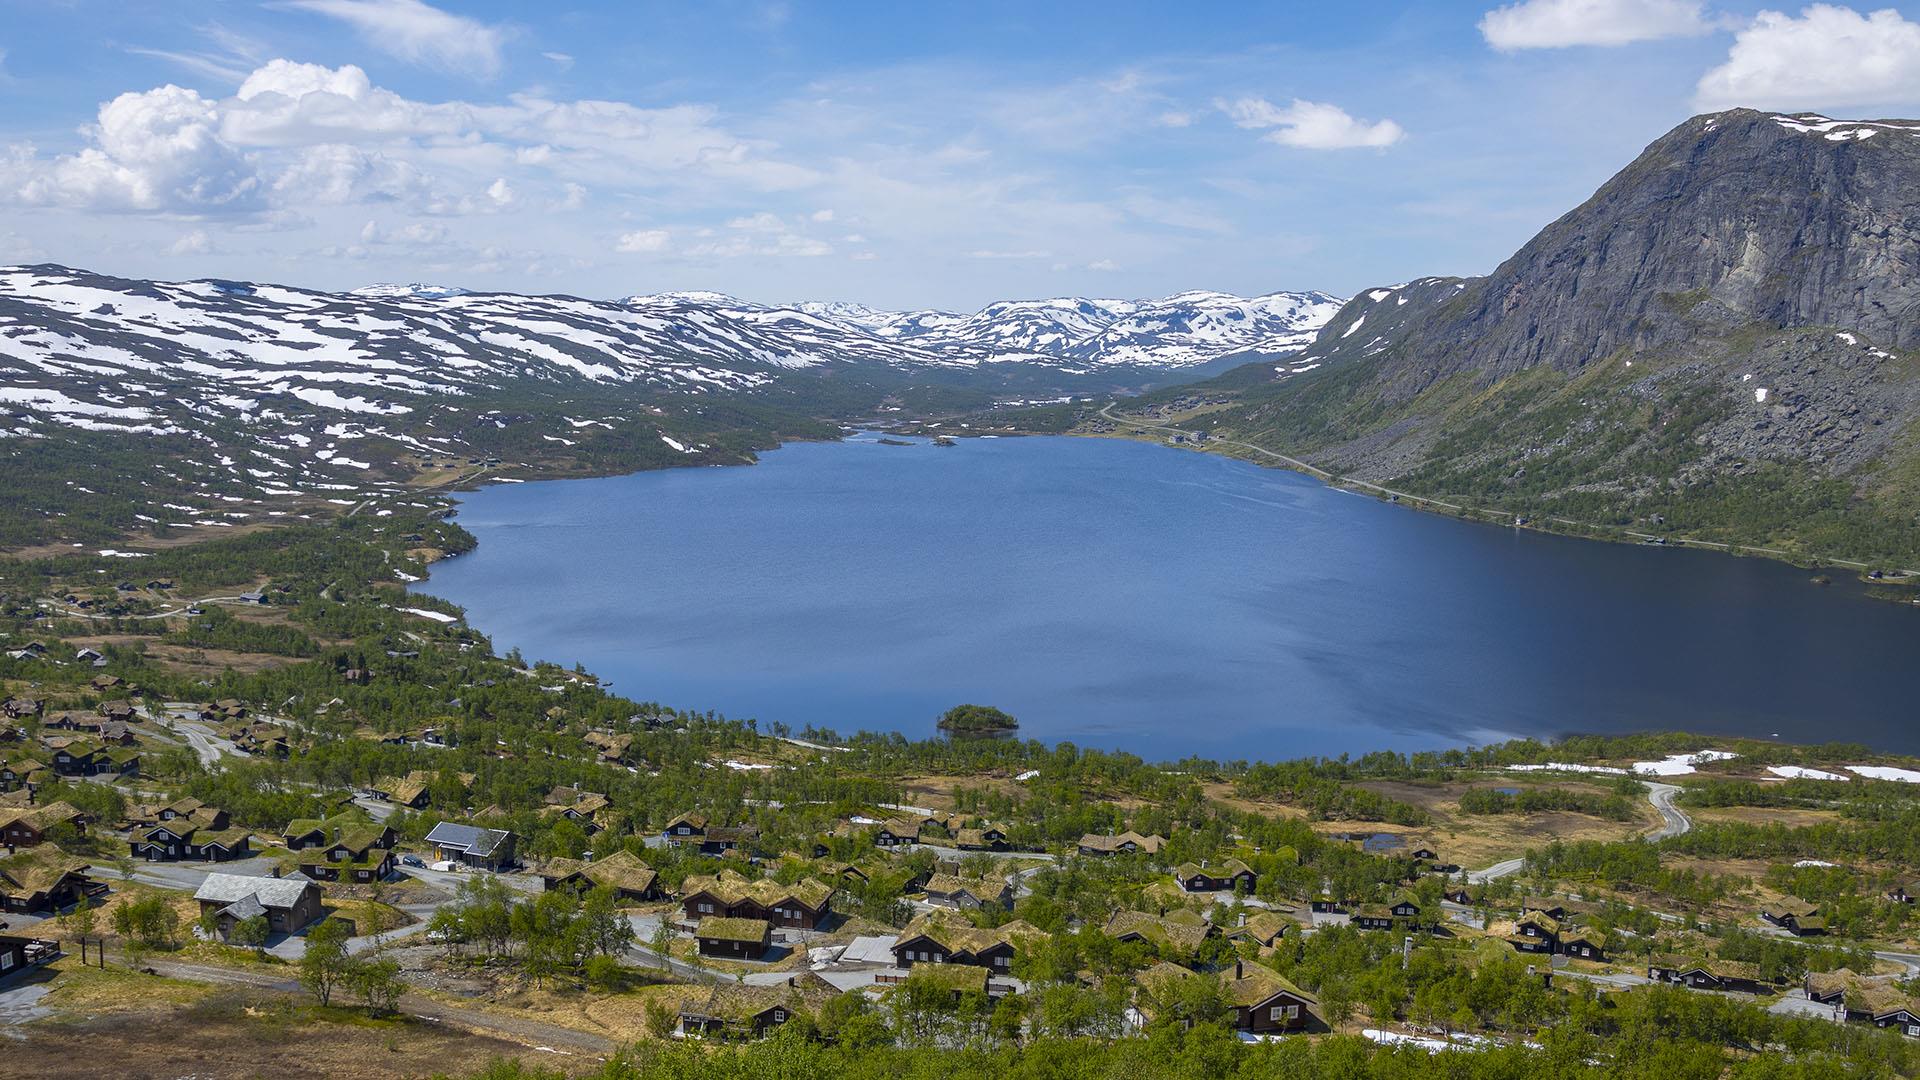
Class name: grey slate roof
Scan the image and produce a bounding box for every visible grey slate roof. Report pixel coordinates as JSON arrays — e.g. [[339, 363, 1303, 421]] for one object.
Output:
[[192, 872, 315, 911], [217, 893, 267, 921], [425, 821, 512, 857]]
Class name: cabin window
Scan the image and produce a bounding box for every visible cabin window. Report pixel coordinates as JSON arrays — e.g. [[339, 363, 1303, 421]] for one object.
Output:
[[698, 902, 714, 913], [772, 1010, 786, 1022], [1, 953, 13, 971]]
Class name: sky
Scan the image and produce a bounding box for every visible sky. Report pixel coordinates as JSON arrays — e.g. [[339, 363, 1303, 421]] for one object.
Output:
[[2, 0, 1918, 310]]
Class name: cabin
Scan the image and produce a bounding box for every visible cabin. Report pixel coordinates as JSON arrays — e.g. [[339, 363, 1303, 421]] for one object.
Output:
[[539, 791, 611, 835], [892, 909, 1041, 974], [0, 802, 87, 850], [901, 961, 998, 1002], [0, 759, 47, 796], [0, 850, 104, 914], [1174, 858, 1257, 894], [46, 739, 139, 778], [953, 826, 1009, 852], [193, 872, 324, 940], [872, 818, 922, 848], [680, 869, 833, 928], [291, 818, 398, 883], [0, 933, 60, 982], [1077, 830, 1168, 857], [1221, 959, 1319, 1034], [424, 822, 516, 871], [1352, 906, 1396, 931], [1886, 880, 1919, 905], [1558, 928, 1607, 961], [1647, 957, 1776, 996], [2, 697, 43, 720], [369, 773, 432, 809], [677, 977, 838, 1038], [129, 814, 252, 863], [1310, 896, 1350, 914], [920, 872, 1012, 910], [1759, 899, 1826, 936], [1104, 908, 1217, 954], [1443, 886, 1477, 905], [1229, 911, 1296, 949], [662, 813, 757, 856], [538, 850, 660, 902], [1506, 911, 1561, 953], [694, 916, 772, 961], [1388, 891, 1422, 920]]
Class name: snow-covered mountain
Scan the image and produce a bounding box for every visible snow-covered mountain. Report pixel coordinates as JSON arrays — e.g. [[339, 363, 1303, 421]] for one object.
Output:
[[0, 263, 1339, 455], [0, 264, 1342, 537], [702, 288, 1343, 369]]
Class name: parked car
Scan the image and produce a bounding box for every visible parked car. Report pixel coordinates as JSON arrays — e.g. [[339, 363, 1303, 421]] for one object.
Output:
[[399, 854, 425, 868]]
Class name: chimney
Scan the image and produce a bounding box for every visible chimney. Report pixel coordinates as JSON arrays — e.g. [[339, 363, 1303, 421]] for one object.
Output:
[[1233, 960, 1243, 980]]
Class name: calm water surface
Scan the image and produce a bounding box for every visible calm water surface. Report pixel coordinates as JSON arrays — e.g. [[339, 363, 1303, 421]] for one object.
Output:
[[418, 434, 1920, 762]]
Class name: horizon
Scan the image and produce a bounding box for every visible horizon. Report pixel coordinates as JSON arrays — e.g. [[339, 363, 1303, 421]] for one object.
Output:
[[2, 1, 1919, 308]]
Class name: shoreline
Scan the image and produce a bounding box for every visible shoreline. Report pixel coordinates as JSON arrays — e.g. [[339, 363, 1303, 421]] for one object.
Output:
[[1076, 404, 1920, 594]]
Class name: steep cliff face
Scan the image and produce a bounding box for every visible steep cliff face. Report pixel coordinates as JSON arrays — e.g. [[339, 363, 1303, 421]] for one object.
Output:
[[1184, 110, 1920, 564], [1318, 109, 1920, 397]]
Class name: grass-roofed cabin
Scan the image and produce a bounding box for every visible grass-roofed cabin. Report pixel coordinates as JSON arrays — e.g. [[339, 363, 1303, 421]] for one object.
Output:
[[695, 916, 773, 961], [537, 849, 660, 902], [677, 977, 838, 1039], [903, 960, 993, 1003]]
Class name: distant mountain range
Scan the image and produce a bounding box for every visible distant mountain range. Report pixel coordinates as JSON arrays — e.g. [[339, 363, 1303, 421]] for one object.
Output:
[[1162, 109, 1920, 566], [0, 264, 1337, 544]]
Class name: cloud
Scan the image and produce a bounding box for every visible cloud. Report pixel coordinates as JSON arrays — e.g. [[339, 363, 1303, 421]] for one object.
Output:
[[1479, 0, 1713, 49], [1218, 98, 1405, 149], [542, 51, 574, 69], [169, 228, 213, 255], [1696, 5, 1920, 110], [281, 0, 508, 77], [967, 249, 1051, 259], [616, 228, 670, 253], [486, 177, 514, 206], [1156, 111, 1194, 128], [1086, 259, 1121, 271], [15, 84, 260, 212]]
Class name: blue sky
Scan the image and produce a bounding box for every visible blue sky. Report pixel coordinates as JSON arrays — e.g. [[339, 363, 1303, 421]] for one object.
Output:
[[2, 0, 1918, 309]]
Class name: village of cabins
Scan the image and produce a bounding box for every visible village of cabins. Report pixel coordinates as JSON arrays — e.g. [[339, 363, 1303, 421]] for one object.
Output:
[[4, 653, 1920, 1050]]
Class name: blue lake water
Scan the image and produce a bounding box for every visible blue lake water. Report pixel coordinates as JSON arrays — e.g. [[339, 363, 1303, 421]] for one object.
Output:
[[417, 433, 1920, 762]]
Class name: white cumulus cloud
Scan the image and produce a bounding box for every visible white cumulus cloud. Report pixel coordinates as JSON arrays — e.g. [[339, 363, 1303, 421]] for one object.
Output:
[[282, 0, 508, 77], [1696, 5, 1920, 110], [15, 84, 260, 212], [616, 229, 670, 253], [1218, 98, 1404, 149], [1480, 0, 1713, 49]]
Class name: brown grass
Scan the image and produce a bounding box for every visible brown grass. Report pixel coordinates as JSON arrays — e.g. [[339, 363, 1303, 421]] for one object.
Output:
[[1350, 778, 1662, 869], [11, 980, 596, 1079]]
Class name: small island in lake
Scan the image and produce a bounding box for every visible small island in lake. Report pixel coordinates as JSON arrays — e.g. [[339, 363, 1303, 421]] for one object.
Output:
[[937, 703, 1019, 736]]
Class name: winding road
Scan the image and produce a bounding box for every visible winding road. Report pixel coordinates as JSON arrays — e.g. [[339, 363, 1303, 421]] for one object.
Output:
[[1466, 780, 1691, 883]]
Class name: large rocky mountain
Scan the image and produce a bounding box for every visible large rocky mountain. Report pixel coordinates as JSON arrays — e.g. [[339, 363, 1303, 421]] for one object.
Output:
[[1175, 110, 1920, 564]]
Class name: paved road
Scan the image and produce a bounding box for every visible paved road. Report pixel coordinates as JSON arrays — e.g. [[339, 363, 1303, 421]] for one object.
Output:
[[1643, 782, 1692, 841], [1467, 780, 1692, 884]]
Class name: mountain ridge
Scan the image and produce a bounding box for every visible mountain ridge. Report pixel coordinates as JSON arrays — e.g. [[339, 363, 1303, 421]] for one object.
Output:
[[1121, 108, 1920, 567]]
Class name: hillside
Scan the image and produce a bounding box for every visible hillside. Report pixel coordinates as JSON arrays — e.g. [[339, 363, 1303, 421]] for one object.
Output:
[[1138, 110, 1920, 565]]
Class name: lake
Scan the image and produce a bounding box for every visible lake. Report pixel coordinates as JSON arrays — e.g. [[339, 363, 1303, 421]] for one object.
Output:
[[417, 433, 1920, 762]]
